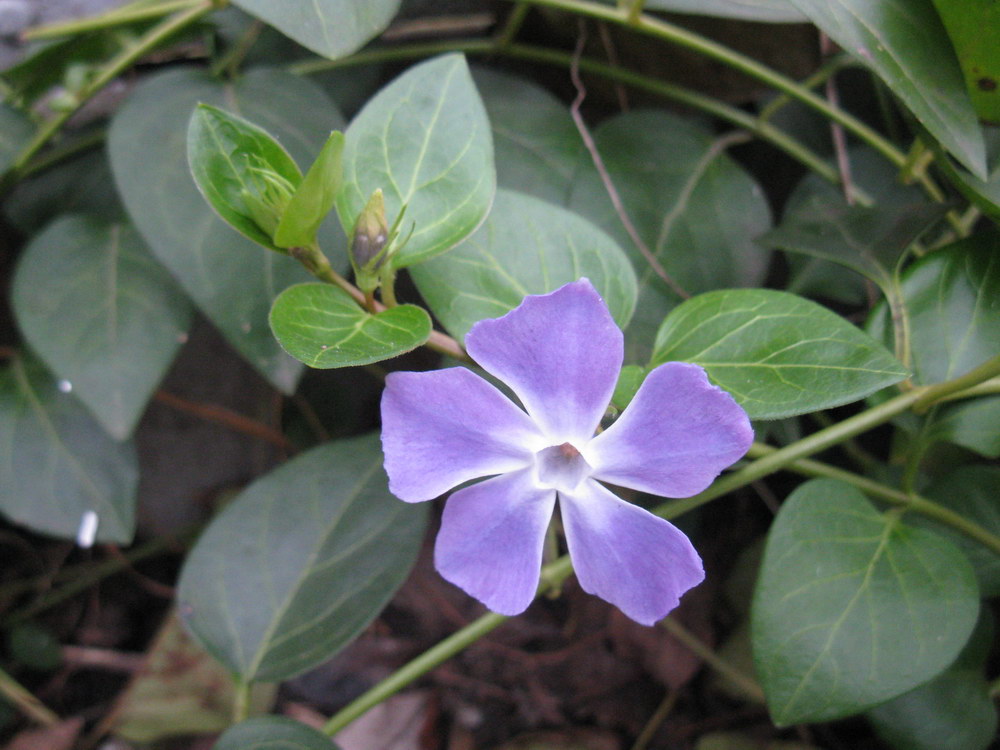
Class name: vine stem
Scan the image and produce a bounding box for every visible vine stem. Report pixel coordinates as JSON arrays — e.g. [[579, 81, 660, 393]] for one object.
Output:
[[22, 0, 202, 39], [291, 40, 871, 205], [0, 667, 61, 726], [511, 0, 956, 213], [5, 0, 215, 181], [321, 369, 998, 736]]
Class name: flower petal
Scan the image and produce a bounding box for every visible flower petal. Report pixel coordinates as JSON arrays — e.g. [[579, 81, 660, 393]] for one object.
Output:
[[381, 368, 543, 502], [560, 480, 704, 625], [435, 469, 556, 615], [464, 279, 622, 444], [588, 362, 753, 498]]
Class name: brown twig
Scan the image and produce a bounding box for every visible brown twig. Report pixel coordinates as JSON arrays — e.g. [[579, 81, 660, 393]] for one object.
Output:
[[820, 33, 855, 205], [153, 390, 294, 452], [569, 22, 690, 300]]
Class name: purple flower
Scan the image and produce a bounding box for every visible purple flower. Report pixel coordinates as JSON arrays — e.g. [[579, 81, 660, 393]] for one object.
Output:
[[380, 280, 753, 625]]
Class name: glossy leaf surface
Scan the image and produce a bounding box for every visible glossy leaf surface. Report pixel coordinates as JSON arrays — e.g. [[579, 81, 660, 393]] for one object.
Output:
[[473, 68, 584, 205], [178, 435, 426, 681], [932, 0, 1000, 121], [270, 284, 432, 368], [410, 189, 636, 342], [12, 216, 192, 439], [788, 0, 986, 179], [752, 479, 978, 725], [109, 67, 346, 394], [214, 717, 340, 750], [567, 111, 771, 361], [187, 103, 302, 250], [230, 0, 400, 59], [337, 54, 495, 268], [652, 289, 908, 419], [868, 234, 1000, 456], [274, 131, 344, 249], [0, 357, 137, 543]]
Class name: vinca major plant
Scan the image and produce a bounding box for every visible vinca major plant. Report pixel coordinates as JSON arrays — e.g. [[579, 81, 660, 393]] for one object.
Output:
[[0, 0, 998, 748]]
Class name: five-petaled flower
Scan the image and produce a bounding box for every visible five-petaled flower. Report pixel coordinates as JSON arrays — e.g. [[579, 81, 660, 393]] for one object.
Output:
[[380, 279, 753, 625]]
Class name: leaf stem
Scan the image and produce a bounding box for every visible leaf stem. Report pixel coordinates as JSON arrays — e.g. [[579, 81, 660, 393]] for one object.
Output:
[[232, 679, 251, 722], [22, 0, 202, 39], [912, 354, 1000, 413], [660, 616, 764, 703], [289, 40, 871, 204], [5, 0, 215, 181], [0, 666, 61, 726]]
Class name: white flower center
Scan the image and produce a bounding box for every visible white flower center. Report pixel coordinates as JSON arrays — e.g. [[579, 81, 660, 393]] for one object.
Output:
[[534, 442, 592, 491]]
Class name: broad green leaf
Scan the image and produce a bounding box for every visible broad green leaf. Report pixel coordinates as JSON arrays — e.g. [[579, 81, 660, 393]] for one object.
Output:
[[612, 364, 647, 411], [932, 0, 1000, 122], [3, 148, 124, 234], [409, 189, 637, 342], [627, 0, 806, 22], [177, 435, 426, 681], [109, 67, 347, 394], [187, 104, 302, 250], [231, 0, 400, 60], [652, 289, 908, 419], [923, 466, 1000, 597], [215, 717, 340, 750], [781, 147, 928, 304], [752, 479, 978, 726], [12, 216, 192, 439], [472, 68, 584, 205], [866, 609, 996, 750], [337, 54, 495, 268], [942, 151, 1000, 225], [114, 613, 275, 743], [788, 0, 987, 179], [0, 356, 137, 543], [567, 110, 771, 361], [0, 104, 33, 173], [868, 234, 1000, 456], [269, 283, 432, 368], [761, 197, 948, 290], [274, 131, 344, 248]]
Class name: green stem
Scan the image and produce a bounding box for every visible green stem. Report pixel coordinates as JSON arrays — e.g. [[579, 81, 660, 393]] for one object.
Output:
[[913, 354, 1000, 413], [495, 2, 531, 48], [6, 0, 215, 179], [17, 129, 106, 181], [0, 667, 61, 726], [746, 444, 1000, 557], [232, 679, 251, 722], [23, 0, 201, 39], [660, 617, 764, 703], [290, 40, 871, 204], [514, 0, 956, 213], [322, 612, 508, 735]]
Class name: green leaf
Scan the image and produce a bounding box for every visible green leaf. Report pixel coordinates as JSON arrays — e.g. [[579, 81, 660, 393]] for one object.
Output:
[[230, 0, 400, 60], [187, 103, 303, 250], [274, 131, 344, 248], [931, 0, 1000, 122], [612, 364, 647, 411], [0, 356, 137, 543], [0, 104, 33, 173], [752, 479, 979, 726], [109, 67, 347, 394], [215, 717, 340, 750], [941, 150, 1000, 225], [923, 466, 1000, 597], [12, 216, 192, 439], [652, 289, 908, 419], [269, 284, 432, 368], [866, 610, 996, 750], [761, 197, 949, 291], [633, 0, 806, 22], [409, 189, 637, 342], [788, 0, 987, 179], [3, 148, 124, 234], [337, 54, 495, 268], [177, 434, 426, 681], [566, 111, 771, 361], [472, 68, 584, 205], [867, 233, 1000, 457]]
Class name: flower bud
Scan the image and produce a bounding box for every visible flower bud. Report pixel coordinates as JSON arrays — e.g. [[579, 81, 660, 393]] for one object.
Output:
[[350, 189, 389, 272]]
